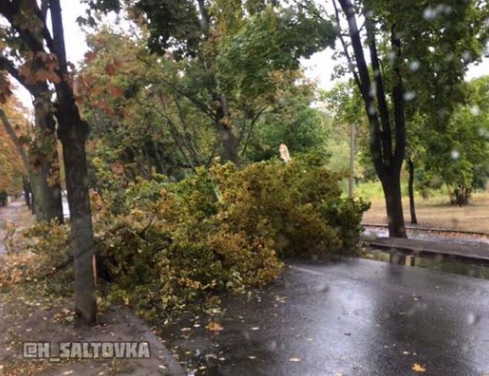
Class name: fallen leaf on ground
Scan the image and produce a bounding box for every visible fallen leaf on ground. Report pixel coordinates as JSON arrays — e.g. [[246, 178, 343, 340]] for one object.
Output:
[[206, 321, 223, 332], [412, 363, 426, 373]]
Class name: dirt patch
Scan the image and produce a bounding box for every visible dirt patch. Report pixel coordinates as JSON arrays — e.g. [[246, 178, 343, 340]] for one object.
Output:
[[0, 284, 185, 376], [0, 201, 185, 376], [363, 192, 489, 233]]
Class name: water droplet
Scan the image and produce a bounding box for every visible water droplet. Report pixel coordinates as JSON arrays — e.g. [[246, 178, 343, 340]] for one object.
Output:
[[470, 105, 480, 116], [423, 7, 437, 21], [409, 60, 420, 71], [462, 51, 472, 63], [369, 83, 377, 97], [404, 92, 416, 102], [478, 127, 489, 138], [466, 312, 478, 326], [387, 51, 397, 62]]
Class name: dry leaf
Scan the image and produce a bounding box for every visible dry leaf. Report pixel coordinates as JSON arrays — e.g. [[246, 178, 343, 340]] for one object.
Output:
[[206, 321, 223, 332], [412, 363, 426, 373]]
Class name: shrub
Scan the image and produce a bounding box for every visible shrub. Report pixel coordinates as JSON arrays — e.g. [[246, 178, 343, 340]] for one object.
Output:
[[0, 220, 72, 295], [12, 156, 368, 318], [95, 154, 369, 317]]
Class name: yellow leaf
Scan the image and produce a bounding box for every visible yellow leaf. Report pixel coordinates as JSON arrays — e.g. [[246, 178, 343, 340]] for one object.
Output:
[[206, 321, 223, 332], [412, 363, 426, 373]]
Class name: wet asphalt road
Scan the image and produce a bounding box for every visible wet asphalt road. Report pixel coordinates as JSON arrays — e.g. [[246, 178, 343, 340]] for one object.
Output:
[[163, 258, 489, 376]]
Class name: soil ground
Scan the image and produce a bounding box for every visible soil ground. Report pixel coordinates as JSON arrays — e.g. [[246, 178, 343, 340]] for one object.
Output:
[[0, 200, 184, 376], [363, 192, 489, 233]]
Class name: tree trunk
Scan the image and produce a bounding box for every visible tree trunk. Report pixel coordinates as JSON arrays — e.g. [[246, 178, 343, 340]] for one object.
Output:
[[33, 97, 64, 223], [218, 125, 239, 164], [348, 123, 356, 198], [407, 158, 418, 224], [216, 95, 239, 164], [337, 0, 407, 238], [380, 172, 407, 238], [23, 177, 31, 209], [57, 106, 97, 326], [0, 99, 63, 222], [50, 0, 97, 326]]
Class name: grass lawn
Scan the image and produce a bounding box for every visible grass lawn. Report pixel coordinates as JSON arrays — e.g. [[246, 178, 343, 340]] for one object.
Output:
[[362, 190, 489, 233]]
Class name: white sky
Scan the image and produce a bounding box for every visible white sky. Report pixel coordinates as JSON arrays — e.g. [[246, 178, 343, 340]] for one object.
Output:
[[12, 0, 489, 110]]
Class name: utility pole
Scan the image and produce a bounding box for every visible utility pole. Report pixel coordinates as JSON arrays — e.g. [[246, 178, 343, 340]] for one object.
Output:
[[348, 123, 356, 198]]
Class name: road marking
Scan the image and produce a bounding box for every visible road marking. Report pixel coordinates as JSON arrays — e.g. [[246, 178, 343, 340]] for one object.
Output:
[[289, 265, 323, 276]]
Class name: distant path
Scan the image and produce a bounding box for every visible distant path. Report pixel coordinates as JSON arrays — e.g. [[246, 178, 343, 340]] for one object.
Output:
[[363, 225, 489, 262], [0, 199, 31, 256]]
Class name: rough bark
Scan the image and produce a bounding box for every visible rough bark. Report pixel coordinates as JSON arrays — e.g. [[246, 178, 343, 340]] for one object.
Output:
[[33, 96, 64, 223], [49, 0, 97, 326], [381, 172, 406, 237], [216, 95, 239, 164], [407, 158, 418, 224]]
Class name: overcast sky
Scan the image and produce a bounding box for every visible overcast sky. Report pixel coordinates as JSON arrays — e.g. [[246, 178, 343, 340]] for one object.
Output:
[[13, 0, 489, 110]]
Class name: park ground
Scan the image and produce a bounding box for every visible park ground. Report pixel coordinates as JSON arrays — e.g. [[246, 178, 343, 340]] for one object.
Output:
[[363, 191, 489, 233], [2, 192, 489, 375]]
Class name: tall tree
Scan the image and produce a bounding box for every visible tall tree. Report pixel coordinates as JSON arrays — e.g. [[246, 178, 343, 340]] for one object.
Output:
[[0, 28, 64, 222], [331, 0, 489, 237], [84, 0, 336, 165], [0, 0, 97, 325], [333, 0, 407, 237]]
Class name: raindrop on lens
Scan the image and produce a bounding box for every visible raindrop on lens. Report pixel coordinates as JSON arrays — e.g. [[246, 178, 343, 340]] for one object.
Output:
[[403, 92, 416, 102], [470, 105, 480, 116], [466, 312, 478, 326], [409, 60, 420, 71], [423, 7, 437, 21], [462, 51, 472, 63]]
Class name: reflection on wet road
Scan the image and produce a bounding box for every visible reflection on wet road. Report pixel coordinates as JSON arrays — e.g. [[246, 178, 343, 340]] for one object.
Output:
[[161, 258, 489, 376]]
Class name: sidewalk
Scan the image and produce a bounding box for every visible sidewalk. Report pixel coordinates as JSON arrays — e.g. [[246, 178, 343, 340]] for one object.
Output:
[[0, 199, 33, 255], [362, 227, 489, 262], [0, 200, 186, 376]]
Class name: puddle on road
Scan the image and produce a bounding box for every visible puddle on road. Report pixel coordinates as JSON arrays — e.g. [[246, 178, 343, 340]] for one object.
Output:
[[364, 247, 489, 280]]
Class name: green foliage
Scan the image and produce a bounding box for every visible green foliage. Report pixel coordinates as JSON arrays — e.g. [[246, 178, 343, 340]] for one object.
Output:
[[418, 76, 489, 203], [244, 83, 329, 163], [217, 5, 336, 97], [93, 156, 368, 317]]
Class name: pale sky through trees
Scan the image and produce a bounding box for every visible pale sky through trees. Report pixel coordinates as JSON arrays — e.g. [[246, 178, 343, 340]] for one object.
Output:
[[13, 0, 489, 110]]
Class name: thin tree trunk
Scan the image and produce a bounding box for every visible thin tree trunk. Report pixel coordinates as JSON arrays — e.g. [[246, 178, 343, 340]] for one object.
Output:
[[23, 177, 31, 209], [0, 109, 33, 210], [50, 0, 97, 326], [348, 123, 356, 198], [407, 158, 418, 224]]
